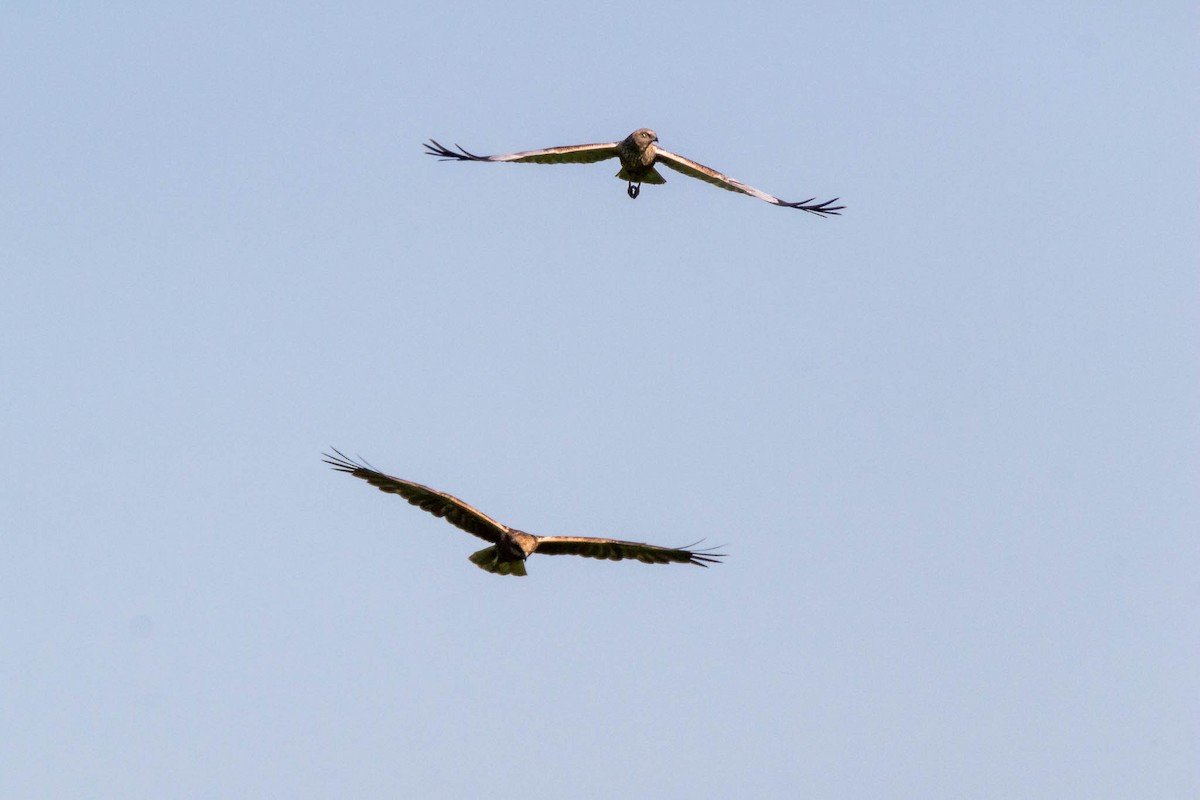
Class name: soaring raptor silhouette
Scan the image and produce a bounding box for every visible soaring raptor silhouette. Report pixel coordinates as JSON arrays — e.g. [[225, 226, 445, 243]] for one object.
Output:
[[424, 128, 843, 216], [324, 449, 725, 577]]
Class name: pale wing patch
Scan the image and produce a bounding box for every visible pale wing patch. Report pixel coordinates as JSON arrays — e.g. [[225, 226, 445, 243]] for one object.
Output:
[[424, 139, 620, 165], [655, 148, 844, 215], [655, 148, 777, 200], [497, 142, 621, 164]]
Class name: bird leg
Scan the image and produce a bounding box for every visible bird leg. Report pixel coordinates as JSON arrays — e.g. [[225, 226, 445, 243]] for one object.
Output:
[[627, 182, 640, 199]]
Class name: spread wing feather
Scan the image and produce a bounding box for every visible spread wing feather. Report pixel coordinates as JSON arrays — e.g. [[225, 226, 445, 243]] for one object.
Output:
[[654, 148, 844, 216], [535, 536, 725, 567], [424, 139, 621, 165], [323, 449, 506, 544]]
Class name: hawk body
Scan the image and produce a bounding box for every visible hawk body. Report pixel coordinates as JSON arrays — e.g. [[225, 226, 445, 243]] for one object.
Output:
[[324, 449, 725, 577], [614, 128, 666, 196], [425, 128, 843, 214]]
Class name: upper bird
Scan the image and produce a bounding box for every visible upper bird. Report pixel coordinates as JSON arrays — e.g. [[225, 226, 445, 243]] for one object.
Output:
[[324, 449, 725, 577], [424, 127, 843, 216]]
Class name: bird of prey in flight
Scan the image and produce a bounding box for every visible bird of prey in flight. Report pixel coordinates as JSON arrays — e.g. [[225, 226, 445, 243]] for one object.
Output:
[[424, 128, 843, 216], [324, 449, 725, 577]]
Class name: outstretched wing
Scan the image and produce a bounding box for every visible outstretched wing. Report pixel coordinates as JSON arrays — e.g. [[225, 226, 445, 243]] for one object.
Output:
[[323, 449, 507, 544], [534, 536, 725, 567], [424, 138, 621, 165], [654, 148, 844, 216]]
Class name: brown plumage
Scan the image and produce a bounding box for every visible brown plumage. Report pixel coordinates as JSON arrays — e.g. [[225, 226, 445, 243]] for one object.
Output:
[[323, 449, 725, 577], [424, 127, 843, 215]]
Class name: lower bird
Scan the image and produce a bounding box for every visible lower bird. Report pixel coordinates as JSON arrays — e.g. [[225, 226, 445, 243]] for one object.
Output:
[[424, 127, 843, 216], [324, 449, 725, 577]]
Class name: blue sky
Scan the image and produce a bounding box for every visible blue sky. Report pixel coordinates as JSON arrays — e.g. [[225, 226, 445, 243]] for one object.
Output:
[[2, 4, 1196, 798]]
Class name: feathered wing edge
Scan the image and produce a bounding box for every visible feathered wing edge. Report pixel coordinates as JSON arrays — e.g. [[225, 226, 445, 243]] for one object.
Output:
[[534, 536, 726, 568], [654, 148, 843, 216], [423, 139, 621, 165], [322, 448, 507, 544]]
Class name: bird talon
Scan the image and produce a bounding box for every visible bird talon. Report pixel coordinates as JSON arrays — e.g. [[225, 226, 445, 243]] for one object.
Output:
[[627, 182, 640, 199]]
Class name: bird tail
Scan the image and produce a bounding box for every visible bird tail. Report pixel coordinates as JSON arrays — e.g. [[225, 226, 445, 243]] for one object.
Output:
[[469, 546, 528, 577], [615, 166, 666, 184]]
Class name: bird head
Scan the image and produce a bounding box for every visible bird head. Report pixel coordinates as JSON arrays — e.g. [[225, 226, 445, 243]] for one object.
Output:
[[633, 128, 658, 144]]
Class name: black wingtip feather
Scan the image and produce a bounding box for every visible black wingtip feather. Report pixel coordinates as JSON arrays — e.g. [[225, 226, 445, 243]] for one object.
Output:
[[779, 196, 844, 216], [673, 539, 727, 567], [423, 139, 488, 162], [323, 448, 379, 474]]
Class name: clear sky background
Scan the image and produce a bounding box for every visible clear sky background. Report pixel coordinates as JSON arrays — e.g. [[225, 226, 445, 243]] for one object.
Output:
[[2, 4, 1196, 798]]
